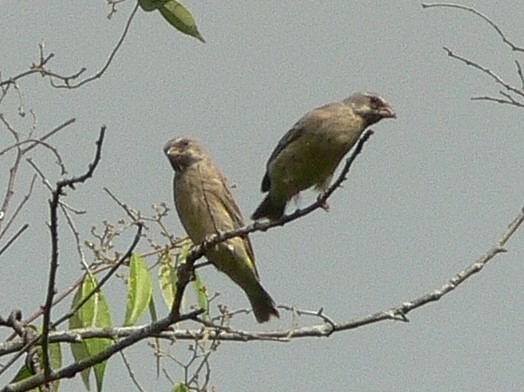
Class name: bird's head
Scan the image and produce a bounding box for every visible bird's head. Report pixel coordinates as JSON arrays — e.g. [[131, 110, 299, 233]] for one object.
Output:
[[344, 92, 396, 127], [164, 137, 207, 172]]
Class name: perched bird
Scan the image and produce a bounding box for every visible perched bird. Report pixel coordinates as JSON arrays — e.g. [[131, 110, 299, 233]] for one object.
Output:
[[164, 137, 279, 323], [252, 92, 396, 221]]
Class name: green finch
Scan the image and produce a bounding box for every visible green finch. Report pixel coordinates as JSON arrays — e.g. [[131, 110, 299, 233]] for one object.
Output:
[[252, 92, 396, 221], [164, 137, 279, 323]]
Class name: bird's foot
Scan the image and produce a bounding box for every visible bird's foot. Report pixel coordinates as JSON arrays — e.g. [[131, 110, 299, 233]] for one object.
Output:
[[317, 195, 330, 211]]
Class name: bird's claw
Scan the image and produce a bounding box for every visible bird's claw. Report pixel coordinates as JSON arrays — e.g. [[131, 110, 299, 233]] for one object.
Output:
[[317, 196, 330, 211]]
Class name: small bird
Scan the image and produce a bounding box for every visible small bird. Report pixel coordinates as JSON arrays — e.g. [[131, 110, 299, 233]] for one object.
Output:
[[252, 92, 396, 221], [164, 137, 279, 323]]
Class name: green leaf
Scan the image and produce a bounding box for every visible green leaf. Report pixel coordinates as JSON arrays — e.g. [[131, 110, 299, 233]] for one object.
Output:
[[192, 271, 209, 320], [48, 340, 63, 390], [172, 383, 190, 392], [124, 253, 153, 326], [10, 365, 38, 392], [158, 251, 177, 309], [11, 331, 63, 390], [138, 0, 170, 12], [177, 242, 191, 264], [159, 1, 205, 43], [69, 275, 113, 392]]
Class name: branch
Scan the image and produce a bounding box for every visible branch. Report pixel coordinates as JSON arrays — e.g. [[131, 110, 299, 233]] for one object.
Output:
[[1, 310, 203, 392], [1, 117, 75, 238], [2, 205, 521, 390], [41, 126, 106, 378], [21, 118, 76, 154], [0, 42, 85, 89], [2, 204, 519, 351], [51, 223, 143, 329], [422, 3, 524, 107], [0, 176, 35, 243], [0, 115, 23, 227], [443, 47, 524, 104], [51, 4, 139, 89], [0, 3, 137, 91], [0, 224, 29, 258], [421, 2, 524, 52]]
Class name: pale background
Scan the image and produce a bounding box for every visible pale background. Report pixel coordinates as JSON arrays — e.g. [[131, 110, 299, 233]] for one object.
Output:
[[1, 1, 523, 391]]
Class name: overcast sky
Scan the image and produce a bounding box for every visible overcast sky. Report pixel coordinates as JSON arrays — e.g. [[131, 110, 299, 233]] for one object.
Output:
[[1, 1, 523, 391]]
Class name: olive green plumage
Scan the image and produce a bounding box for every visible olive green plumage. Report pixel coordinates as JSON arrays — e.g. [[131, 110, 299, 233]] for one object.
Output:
[[252, 92, 396, 221], [164, 137, 279, 323]]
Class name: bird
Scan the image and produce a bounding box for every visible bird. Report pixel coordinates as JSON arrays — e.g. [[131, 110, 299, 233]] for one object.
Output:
[[251, 92, 396, 221], [164, 137, 279, 323]]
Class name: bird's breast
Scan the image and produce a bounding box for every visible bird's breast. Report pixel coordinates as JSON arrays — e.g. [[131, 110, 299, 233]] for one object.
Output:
[[268, 122, 363, 196], [174, 169, 216, 243]]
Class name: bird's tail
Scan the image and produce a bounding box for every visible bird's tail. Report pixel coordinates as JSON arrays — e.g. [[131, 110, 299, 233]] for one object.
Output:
[[246, 281, 279, 323], [251, 195, 285, 221]]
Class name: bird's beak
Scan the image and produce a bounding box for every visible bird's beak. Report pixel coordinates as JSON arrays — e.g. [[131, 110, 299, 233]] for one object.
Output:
[[165, 145, 178, 157], [381, 106, 396, 119]]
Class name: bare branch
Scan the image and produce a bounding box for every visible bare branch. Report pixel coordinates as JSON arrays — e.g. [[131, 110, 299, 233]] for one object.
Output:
[[515, 60, 524, 90], [41, 126, 107, 377], [423, 3, 524, 107], [1, 204, 518, 352], [104, 187, 140, 221], [0, 176, 36, 242], [422, 3, 524, 52], [52, 4, 139, 89], [0, 224, 29, 258], [0, 115, 23, 225], [1, 117, 75, 237], [20, 118, 76, 154], [0, 3, 137, 92], [5, 140, 67, 174], [471, 94, 524, 108], [443, 47, 524, 102], [106, 0, 127, 19], [119, 350, 147, 392], [26, 159, 85, 215]]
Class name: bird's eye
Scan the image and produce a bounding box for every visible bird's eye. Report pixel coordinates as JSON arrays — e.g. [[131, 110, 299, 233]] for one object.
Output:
[[369, 96, 382, 107], [178, 139, 190, 148]]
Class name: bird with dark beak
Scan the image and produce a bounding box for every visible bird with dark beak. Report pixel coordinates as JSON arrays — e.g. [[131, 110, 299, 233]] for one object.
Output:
[[252, 92, 396, 221]]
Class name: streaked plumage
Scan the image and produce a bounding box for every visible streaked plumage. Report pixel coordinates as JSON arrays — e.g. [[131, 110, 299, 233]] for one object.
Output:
[[252, 92, 396, 221], [164, 137, 279, 323]]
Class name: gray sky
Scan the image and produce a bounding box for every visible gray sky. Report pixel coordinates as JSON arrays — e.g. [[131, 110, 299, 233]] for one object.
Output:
[[1, 1, 523, 391]]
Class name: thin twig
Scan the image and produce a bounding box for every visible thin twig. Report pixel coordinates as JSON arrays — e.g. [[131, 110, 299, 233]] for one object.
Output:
[[41, 127, 107, 378], [0, 224, 29, 258], [52, 3, 139, 89], [0, 115, 23, 225], [52, 223, 142, 329], [26, 159, 85, 214], [421, 2, 524, 52], [0, 176, 36, 242], [20, 118, 76, 154], [119, 350, 147, 392], [422, 3, 524, 107], [443, 47, 524, 100]]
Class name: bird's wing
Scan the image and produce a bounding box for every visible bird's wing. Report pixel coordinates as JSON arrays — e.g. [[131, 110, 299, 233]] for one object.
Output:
[[201, 168, 258, 274], [266, 104, 339, 169], [260, 106, 332, 192]]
